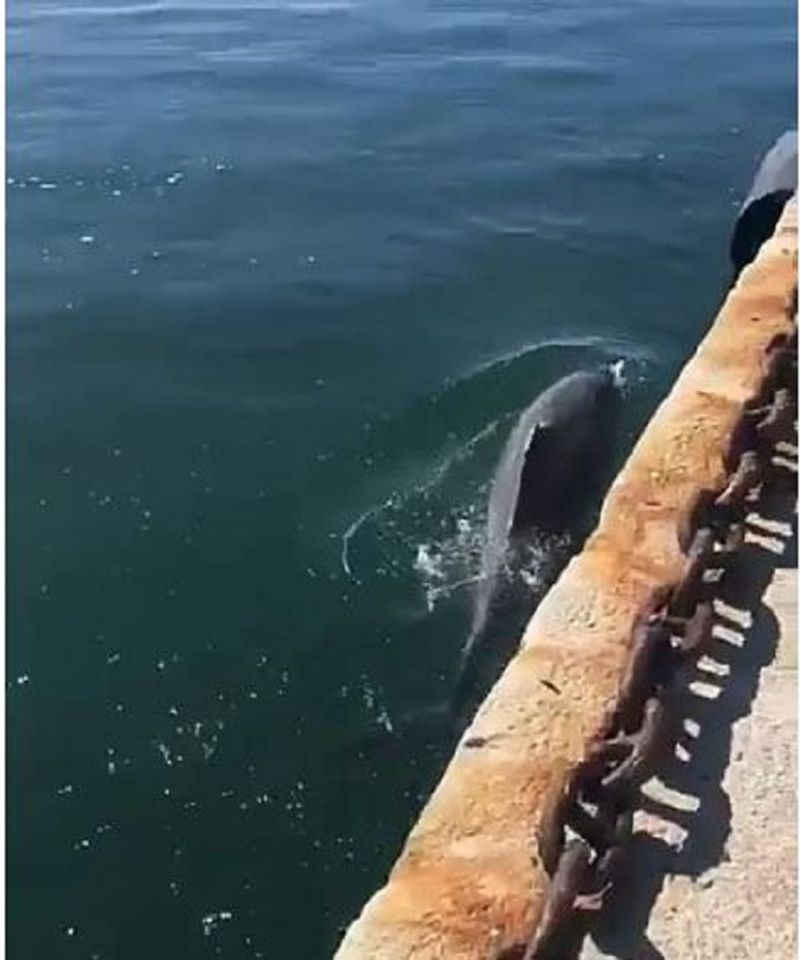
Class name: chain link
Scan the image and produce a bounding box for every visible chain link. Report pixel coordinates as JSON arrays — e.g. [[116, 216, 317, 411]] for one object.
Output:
[[523, 307, 797, 960]]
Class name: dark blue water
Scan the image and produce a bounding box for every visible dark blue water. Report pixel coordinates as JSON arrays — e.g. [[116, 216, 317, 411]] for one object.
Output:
[[7, 1, 795, 957]]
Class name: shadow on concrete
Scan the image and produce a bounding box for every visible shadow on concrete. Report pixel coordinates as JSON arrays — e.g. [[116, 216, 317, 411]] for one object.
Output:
[[585, 481, 796, 960]]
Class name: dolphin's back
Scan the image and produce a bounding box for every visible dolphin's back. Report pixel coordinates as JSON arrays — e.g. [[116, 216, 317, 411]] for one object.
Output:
[[484, 371, 609, 542], [467, 369, 616, 648]]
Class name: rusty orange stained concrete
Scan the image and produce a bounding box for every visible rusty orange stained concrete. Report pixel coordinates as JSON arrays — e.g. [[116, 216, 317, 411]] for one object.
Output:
[[332, 198, 797, 960]]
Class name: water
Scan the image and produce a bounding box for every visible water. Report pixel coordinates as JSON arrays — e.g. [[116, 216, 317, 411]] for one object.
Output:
[[7, 1, 795, 957]]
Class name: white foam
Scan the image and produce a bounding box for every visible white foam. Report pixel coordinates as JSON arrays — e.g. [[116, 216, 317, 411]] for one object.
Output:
[[413, 543, 444, 582], [360, 678, 395, 733], [201, 911, 233, 937], [609, 357, 627, 387], [413, 511, 488, 614]]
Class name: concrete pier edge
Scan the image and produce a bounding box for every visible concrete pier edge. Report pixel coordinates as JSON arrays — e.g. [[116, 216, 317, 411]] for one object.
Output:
[[333, 199, 798, 960]]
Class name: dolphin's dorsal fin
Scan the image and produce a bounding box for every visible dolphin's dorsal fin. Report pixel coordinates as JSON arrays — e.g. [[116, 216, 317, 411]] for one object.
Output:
[[525, 422, 550, 455], [521, 423, 551, 478], [510, 424, 551, 531]]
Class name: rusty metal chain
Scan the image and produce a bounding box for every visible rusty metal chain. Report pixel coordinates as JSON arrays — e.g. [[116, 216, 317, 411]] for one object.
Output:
[[523, 306, 797, 960]]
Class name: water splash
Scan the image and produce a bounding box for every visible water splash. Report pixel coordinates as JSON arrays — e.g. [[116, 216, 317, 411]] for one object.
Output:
[[340, 420, 499, 578], [608, 357, 627, 388], [413, 515, 488, 614]]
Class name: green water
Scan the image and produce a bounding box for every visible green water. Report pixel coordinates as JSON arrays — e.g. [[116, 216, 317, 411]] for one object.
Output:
[[7, 1, 795, 957]]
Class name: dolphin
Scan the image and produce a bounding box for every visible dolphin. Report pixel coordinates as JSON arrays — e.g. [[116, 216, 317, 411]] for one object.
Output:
[[730, 129, 797, 279], [451, 367, 621, 725], [350, 366, 622, 755]]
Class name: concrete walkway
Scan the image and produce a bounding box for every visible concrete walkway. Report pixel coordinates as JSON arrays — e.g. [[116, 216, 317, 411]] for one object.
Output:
[[582, 487, 797, 960]]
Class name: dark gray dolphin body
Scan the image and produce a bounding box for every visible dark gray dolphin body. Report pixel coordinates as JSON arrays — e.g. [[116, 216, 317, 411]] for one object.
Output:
[[451, 368, 620, 725], [467, 369, 619, 647], [352, 367, 622, 756], [730, 130, 797, 278]]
